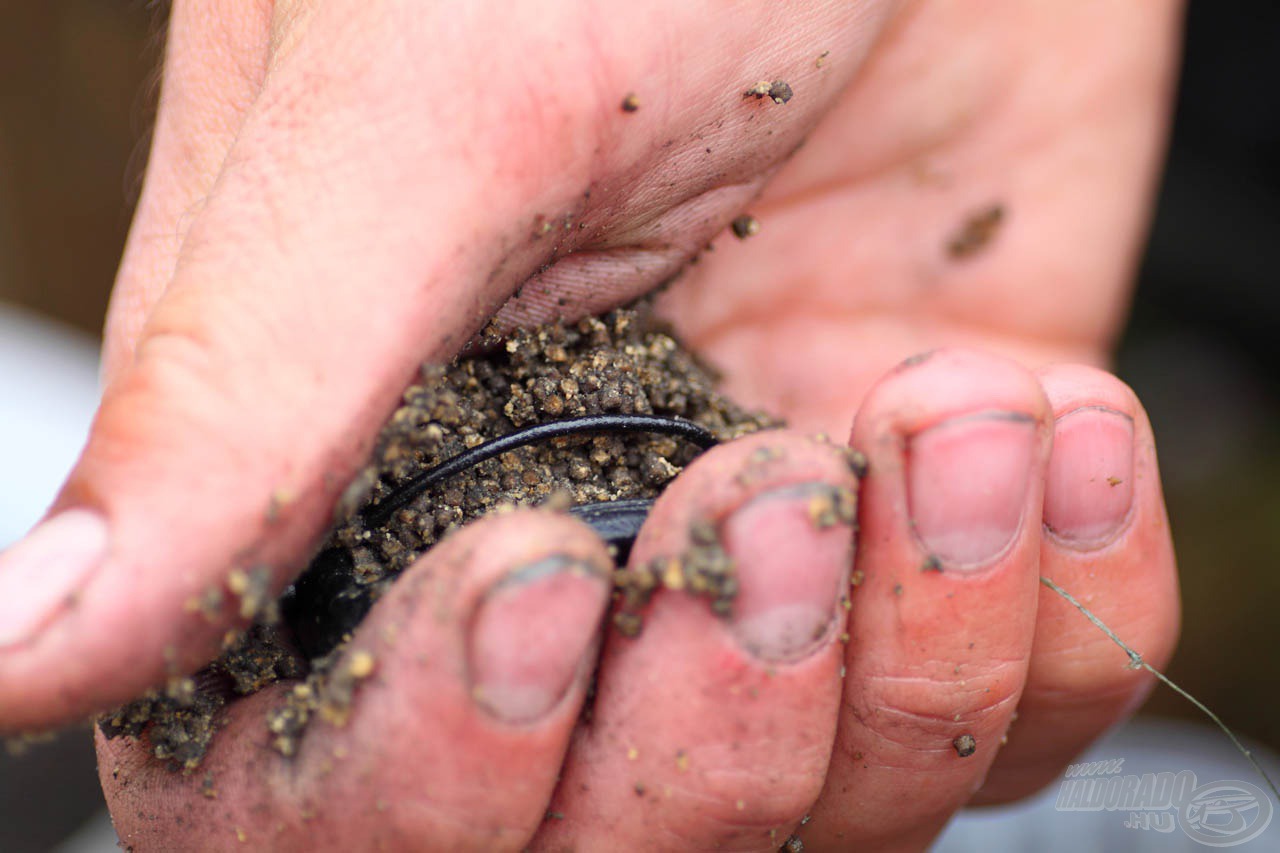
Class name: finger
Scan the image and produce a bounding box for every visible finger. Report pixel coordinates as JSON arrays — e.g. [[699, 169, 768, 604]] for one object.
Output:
[[537, 429, 859, 851], [800, 349, 1053, 851], [973, 364, 1180, 803], [104, 0, 272, 380], [0, 2, 891, 730], [101, 509, 614, 850]]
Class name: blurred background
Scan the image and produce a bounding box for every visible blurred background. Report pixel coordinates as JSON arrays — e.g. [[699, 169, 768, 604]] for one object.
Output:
[[0, 2, 1276, 850]]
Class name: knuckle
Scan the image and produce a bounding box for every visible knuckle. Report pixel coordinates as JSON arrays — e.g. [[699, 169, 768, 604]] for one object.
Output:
[[846, 661, 1024, 766], [675, 745, 829, 832]]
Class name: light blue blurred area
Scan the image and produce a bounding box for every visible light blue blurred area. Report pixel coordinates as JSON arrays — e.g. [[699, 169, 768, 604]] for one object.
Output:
[[0, 302, 100, 548], [934, 718, 1280, 852]]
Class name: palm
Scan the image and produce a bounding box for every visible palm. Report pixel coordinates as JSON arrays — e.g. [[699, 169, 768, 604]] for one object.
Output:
[[662, 1, 1173, 435]]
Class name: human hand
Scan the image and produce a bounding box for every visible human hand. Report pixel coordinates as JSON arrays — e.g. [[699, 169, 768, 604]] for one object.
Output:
[[1, 1, 1181, 850]]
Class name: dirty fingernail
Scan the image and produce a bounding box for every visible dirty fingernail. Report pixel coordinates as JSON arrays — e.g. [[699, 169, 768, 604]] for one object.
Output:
[[468, 555, 610, 723], [1044, 407, 1135, 548], [723, 483, 854, 662], [0, 509, 108, 648], [907, 412, 1037, 569]]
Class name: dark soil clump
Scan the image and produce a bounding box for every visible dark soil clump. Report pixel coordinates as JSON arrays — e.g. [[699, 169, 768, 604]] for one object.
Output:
[[100, 305, 775, 768], [332, 307, 770, 583], [946, 202, 1005, 259], [98, 624, 303, 770], [613, 519, 737, 637], [743, 80, 794, 104]]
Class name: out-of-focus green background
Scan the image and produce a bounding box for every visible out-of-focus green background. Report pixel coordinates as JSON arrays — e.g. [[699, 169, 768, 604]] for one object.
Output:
[[0, 2, 1276, 851]]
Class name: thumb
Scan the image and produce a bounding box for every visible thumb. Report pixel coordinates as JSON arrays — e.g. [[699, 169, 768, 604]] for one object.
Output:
[[0, 0, 887, 730]]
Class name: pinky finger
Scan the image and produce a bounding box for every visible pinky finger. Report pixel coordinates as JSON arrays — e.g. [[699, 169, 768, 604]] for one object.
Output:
[[975, 364, 1180, 803]]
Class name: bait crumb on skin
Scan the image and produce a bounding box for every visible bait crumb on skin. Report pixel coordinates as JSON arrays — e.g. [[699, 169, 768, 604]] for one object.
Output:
[[200, 772, 217, 799], [953, 733, 978, 757], [743, 79, 793, 104], [184, 586, 225, 623], [614, 515, 739, 636], [946, 203, 1005, 259], [734, 444, 788, 488], [730, 214, 760, 239], [267, 647, 378, 756], [844, 448, 869, 479], [266, 487, 294, 523], [228, 567, 277, 623], [898, 350, 935, 371], [531, 214, 556, 239], [805, 484, 857, 529]]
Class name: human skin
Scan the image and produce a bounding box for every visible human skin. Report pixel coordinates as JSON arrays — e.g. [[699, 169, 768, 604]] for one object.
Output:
[[0, 1, 1182, 850]]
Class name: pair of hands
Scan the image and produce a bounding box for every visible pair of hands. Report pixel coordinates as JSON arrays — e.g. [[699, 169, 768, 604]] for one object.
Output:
[[0, 1, 1184, 850]]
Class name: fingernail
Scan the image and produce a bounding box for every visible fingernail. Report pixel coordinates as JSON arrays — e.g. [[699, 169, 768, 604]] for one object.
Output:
[[723, 483, 853, 662], [907, 412, 1036, 569], [1043, 407, 1135, 548], [468, 555, 610, 723], [0, 509, 108, 648]]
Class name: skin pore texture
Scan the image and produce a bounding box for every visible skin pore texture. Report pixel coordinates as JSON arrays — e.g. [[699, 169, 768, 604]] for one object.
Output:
[[0, 1, 1184, 850]]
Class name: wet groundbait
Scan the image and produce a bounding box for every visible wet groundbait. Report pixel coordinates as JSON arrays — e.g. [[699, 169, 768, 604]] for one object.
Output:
[[101, 306, 776, 767], [282, 412, 721, 658]]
